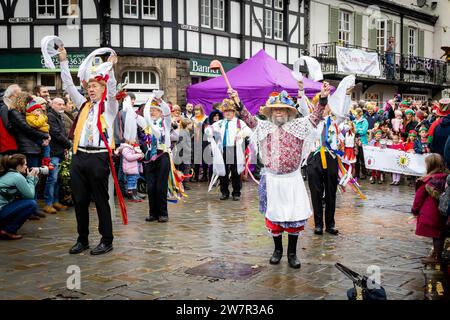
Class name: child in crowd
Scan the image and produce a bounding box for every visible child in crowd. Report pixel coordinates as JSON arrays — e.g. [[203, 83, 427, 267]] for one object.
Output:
[[391, 109, 404, 135], [411, 153, 448, 264], [388, 133, 404, 185], [414, 127, 431, 154], [369, 130, 383, 184], [116, 141, 145, 202], [404, 130, 417, 153], [342, 121, 357, 176], [24, 97, 53, 170], [174, 118, 193, 190]]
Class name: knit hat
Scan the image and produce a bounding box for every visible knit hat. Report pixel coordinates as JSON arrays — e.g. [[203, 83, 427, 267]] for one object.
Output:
[[26, 98, 43, 113], [33, 96, 47, 106], [418, 127, 428, 133], [399, 100, 411, 108], [408, 130, 417, 137], [404, 109, 415, 116], [374, 129, 382, 135], [365, 102, 376, 111], [260, 91, 298, 118]]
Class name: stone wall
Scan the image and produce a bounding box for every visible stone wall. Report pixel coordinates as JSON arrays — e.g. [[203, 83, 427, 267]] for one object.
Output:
[[115, 56, 191, 106], [0, 74, 35, 92]]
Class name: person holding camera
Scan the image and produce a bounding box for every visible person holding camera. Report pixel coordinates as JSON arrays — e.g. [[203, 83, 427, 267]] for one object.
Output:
[[0, 154, 39, 240]]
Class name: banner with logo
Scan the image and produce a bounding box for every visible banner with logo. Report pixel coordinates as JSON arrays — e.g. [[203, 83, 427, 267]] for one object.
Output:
[[363, 146, 427, 176], [336, 46, 381, 77]]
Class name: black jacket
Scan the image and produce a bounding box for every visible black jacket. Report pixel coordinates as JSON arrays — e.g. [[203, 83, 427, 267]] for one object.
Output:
[[8, 109, 49, 155], [47, 108, 72, 157], [431, 115, 450, 158]]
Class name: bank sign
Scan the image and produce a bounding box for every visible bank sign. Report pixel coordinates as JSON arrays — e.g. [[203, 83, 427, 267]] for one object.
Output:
[[0, 53, 86, 73], [189, 58, 236, 77]]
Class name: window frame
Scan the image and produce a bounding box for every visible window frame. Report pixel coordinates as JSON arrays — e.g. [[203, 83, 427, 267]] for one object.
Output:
[[264, 0, 285, 40], [201, 0, 211, 28], [123, 0, 139, 18], [376, 19, 387, 53], [212, 0, 225, 31], [142, 0, 158, 20], [60, 0, 79, 18], [408, 27, 417, 56], [36, 0, 56, 19], [122, 70, 159, 90], [338, 10, 352, 46], [37, 73, 57, 91]]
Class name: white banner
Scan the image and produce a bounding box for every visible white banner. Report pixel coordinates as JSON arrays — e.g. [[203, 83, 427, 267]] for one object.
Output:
[[336, 46, 381, 77], [363, 146, 427, 176]]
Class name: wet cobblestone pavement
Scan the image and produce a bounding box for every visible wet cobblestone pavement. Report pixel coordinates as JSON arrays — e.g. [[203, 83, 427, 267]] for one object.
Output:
[[0, 180, 447, 300]]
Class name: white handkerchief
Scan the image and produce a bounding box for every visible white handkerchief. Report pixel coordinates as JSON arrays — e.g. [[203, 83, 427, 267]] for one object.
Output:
[[40, 35, 64, 69], [298, 56, 323, 82], [328, 74, 355, 118], [77, 47, 116, 82]]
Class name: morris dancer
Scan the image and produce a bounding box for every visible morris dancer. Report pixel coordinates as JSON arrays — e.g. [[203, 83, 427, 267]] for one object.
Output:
[[205, 99, 252, 201], [233, 83, 331, 269], [137, 94, 179, 223], [58, 47, 124, 255]]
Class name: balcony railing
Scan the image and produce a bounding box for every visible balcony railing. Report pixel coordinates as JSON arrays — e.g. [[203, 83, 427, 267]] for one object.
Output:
[[312, 42, 448, 86]]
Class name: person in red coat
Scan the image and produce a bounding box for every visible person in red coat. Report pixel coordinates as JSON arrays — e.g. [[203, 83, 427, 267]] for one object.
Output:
[[411, 153, 448, 264]]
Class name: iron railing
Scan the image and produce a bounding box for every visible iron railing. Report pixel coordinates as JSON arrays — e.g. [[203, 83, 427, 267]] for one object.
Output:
[[312, 42, 448, 86]]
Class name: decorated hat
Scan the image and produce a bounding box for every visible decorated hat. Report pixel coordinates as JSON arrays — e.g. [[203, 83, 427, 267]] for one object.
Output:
[[374, 129, 383, 135], [419, 127, 428, 133], [408, 130, 417, 136], [399, 100, 411, 108], [404, 109, 415, 116], [221, 98, 236, 112], [436, 97, 450, 117], [26, 98, 43, 113], [260, 91, 298, 118]]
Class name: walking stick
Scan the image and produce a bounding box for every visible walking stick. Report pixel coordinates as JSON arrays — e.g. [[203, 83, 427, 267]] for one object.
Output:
[[209, 60, 240, 106]]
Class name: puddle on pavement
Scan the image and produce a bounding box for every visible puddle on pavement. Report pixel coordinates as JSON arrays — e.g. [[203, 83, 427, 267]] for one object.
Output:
[[185, 260, 263, 280]]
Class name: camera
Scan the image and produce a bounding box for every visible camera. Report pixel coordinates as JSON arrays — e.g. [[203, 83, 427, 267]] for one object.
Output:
[[31, 166, 49, 175]]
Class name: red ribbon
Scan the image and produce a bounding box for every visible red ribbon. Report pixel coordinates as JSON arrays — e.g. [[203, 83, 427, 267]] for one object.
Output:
[[96, 91, 128, 225]]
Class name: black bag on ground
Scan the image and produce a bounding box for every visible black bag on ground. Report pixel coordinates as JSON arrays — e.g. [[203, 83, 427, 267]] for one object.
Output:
[[336, 263, 387, 300]]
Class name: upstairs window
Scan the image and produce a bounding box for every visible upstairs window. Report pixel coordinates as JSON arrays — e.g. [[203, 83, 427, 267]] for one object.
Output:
[[142, 0, 157, 19], [37, 0, 56, 18], [338, 10, 352, 46], [408, 28, 417, 56], [123, 0, 139, 18], [201, 0, 225, 30], [60, 0, 79, 18], [376, 20, 386, 53], [264, 0, 284, 40]]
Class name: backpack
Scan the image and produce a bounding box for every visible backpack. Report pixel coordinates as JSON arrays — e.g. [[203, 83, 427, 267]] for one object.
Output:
[[438, 176, 450, 217]]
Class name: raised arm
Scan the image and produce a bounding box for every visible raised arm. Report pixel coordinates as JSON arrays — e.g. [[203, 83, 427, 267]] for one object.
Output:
[[159, 100, 172, 146], [229, 89, 258, 129], [58, 47, 86, 109], [105, 54, 119, 118], [308, 82, 331, 128]]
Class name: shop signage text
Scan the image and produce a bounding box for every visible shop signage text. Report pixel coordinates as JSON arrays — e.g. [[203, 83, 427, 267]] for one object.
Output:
[[9, 17, 33, 23], [189, 58, 236, 77]]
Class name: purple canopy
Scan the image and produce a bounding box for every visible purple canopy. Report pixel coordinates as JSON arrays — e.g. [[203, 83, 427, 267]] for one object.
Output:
[[186, 49, 325, 115]]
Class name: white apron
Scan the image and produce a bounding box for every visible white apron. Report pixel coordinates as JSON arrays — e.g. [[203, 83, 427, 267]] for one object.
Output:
[[265, 169, 312, 222]]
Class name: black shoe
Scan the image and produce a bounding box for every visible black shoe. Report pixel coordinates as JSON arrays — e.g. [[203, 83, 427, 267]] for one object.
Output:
[[326, 228, 339, 235], [220, 195, 229, 200], [269, 250, 283, 264], [232, 195, 240, 201], [158, 216, 169, 223], [370, 180, 375, 184], [288, 254, 301, 269], [69, 242, 89, 254], [36, 210, 47, 218], [90, 243, 113, 255], [314, 227, 323, 235], [145, 216, 158, 222]]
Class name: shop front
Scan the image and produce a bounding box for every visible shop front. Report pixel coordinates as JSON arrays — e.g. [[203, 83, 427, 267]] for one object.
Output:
[[189, 58, 237, 84]]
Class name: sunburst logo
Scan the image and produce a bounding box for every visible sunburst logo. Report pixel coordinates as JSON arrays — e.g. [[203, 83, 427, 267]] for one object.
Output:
[[397, 154, 410, 169]]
